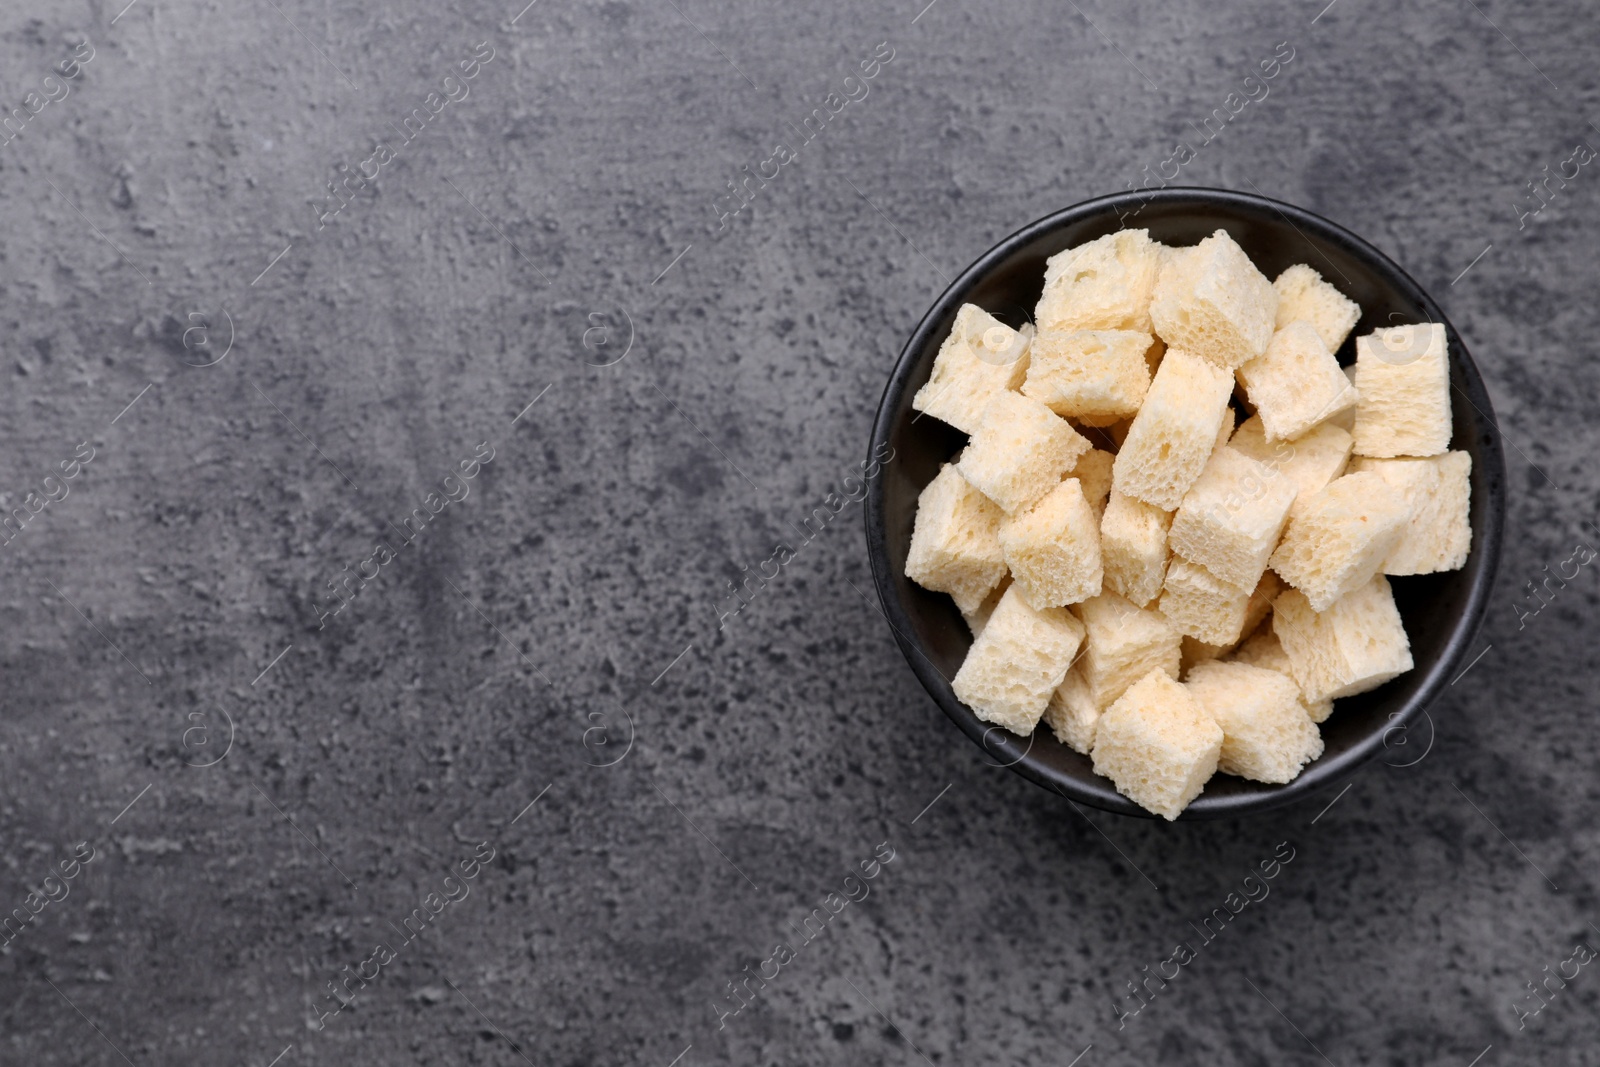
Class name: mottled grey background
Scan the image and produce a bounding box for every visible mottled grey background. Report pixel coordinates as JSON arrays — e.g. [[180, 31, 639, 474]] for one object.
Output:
[[0, 0, 1596, 1064]]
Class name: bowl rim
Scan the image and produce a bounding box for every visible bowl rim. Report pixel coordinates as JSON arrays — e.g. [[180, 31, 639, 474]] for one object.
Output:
[[864, 184, 1507, 820]]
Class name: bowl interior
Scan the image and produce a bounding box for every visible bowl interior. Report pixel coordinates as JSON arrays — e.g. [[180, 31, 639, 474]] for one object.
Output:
[[867, 188, 1506, 819]]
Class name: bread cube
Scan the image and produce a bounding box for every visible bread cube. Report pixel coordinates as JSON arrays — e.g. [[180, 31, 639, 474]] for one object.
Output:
[[1350, 452, 1473, 574], [952, 585, 1086, 735], [912, 304, 1033, 434], [1112, 347, 1234, 509], [1230, 415, 1353, 518], [1180, 571, 1282, 670], [1100, 490, 1173, 607], [1352, 323, 1452, 457], [1091, 670, 1224, 820], [1149, 229, 1277, 369], [1159, 556, 1251, 646], [1035, 229, 1164, 333], [960, 576, 1010, 639], [1070, 448, 1116, 518], [959, 392, 1092, 514], [1273, 576, 1413, 703], [1269, 471, 1410, 611], [1273, 264, 1362, 353], [1023, 329, 1153, 421], [1229, 625, 1333, 723], [1043, 665, 1100, 754], [1073, 591, 1182, 706], [999, 479, 1103, 608], [904, 463, 1007, 614], [1184, 661, 1324, 784], [1169, 446, 1297, 589], [1237, 321, 1359, 442]]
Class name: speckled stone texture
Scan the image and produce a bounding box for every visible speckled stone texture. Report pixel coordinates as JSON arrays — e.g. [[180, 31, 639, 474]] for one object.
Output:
[[1, 0, 1597, 1063]]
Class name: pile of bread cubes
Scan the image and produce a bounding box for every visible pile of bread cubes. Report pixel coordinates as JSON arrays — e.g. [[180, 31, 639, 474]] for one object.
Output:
[[905, 227, 1472, 819]]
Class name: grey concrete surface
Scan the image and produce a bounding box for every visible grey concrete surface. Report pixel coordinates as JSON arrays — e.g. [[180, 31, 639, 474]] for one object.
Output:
[[1, 0, 1598, 1064]]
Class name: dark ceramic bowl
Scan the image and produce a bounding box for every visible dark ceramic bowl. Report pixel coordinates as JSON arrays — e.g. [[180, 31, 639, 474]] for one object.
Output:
[[865, 187, 1506, 819]]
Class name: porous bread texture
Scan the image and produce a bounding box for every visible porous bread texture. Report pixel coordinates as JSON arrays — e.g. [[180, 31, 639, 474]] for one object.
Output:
[[999, 479, 1104, 609], [1035, 229, 1164, 333], [1272, 576, 1413, 704], [959, 392, 1093, 514], [1269, 471, 1410, 611], [1047, 593, 1182, 756], [1352, 323, 1452, 458], [1149, 229, 1278, 370], [1091, 670, 1223, 820], [904, 463, 1007, 614], [1273, 264, 1362, 353], [911, 304, 1033, 434], [960, 576, 1010, 639], [1071, 448, 1116, 519], [1230, 415, 1353, 519], [1111, 347, 1235, 510], [952, 584, 1086, 736], [1184, 661, 1324, 784], [1023, 329, 1154, 420], [1072, 592, 1181, 708], [1179, 571, 1283, 671], [1230, 625, 1333, 723], [1237, 321, 1359, 442], [1043, 665, 1099, 754], [1159, 556, 1251, 646], [1100, 490, 1173, 607], [1349, 452, 1472, 575], [1169, 446, 1297, 590]]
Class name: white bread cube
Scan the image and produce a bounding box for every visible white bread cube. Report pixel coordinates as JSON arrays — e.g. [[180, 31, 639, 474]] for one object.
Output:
[[1023, 329, 1153, 420], [999, 479, 1103, 609], [952, 585, 1086, 735], [1180, 570, 1282, 671], [1091, 670, 1223, 820], [1149, 229, 1277, 370], [1350, 452, 1473, 575], [1272, 576, 1413, 703], [1273, 264, 1361, 353], [904, 463, 1007, 614], [960, 576, 1010, 639], [1035, 229, 1164, 333], [1100, 490, 1172, 607], [1159, 556, 1251, 646], [1072, 592, 1182, 706], [1112, 347, 1234, 509], [1169, 446, 1297, 589], [1269, 471, 1410, 611], [1230, 415, 1353, 518], [912, 304, 1032, 434], [959, 392, 1092, 514], [1070, 448, 1116, 518], [1237, 321, 1359, 442], [1184, 661, 1324, 784], [1229, 624, 1334, 723], [1352, 324, 1452, 457], [1043, 664, 1100, 754], [1047, 592, 1181, 755]]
